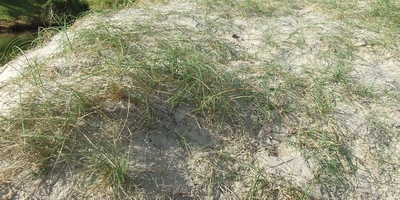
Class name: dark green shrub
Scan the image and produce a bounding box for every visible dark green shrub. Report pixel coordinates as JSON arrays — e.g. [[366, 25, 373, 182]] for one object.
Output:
[[86, 0, 136, 10], [42, 0, 90, 23]]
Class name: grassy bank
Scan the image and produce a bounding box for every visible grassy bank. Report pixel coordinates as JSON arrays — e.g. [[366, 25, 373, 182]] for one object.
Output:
[[1, 0, 400, 199], [0, 0, 43, 29], [0, 0, 89, 31]]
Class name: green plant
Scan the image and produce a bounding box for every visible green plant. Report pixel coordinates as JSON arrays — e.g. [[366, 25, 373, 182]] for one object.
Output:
[[294, 130, 356, 198], [86, 0, 136, 10], [42, 0, 89, 20], [371, 0, 400, 26], [82, 130, 131, 197]]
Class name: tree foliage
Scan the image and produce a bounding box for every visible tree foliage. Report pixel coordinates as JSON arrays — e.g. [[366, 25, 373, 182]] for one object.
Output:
[[42, 0, 89, 22]]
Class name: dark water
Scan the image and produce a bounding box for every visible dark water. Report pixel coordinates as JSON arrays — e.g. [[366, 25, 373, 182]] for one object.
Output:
[[0, 32, 37, 66]]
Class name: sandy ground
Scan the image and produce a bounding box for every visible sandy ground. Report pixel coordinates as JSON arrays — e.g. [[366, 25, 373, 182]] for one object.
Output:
[[1, 0, 400, 199]]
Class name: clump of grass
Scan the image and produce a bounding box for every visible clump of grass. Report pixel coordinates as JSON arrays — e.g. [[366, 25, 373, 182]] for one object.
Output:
[[370, 0, 400, 26], [1, 87, 94, 166], [81, 132, 131, 197], [72, 20, 264, 126], [247, 178, 309, 199], [293, 130, 356, 197], [0, 80, 137, 197]]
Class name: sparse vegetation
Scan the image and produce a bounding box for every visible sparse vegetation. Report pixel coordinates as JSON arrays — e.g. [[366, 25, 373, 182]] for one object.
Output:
[[1, 0, 400, 199]]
